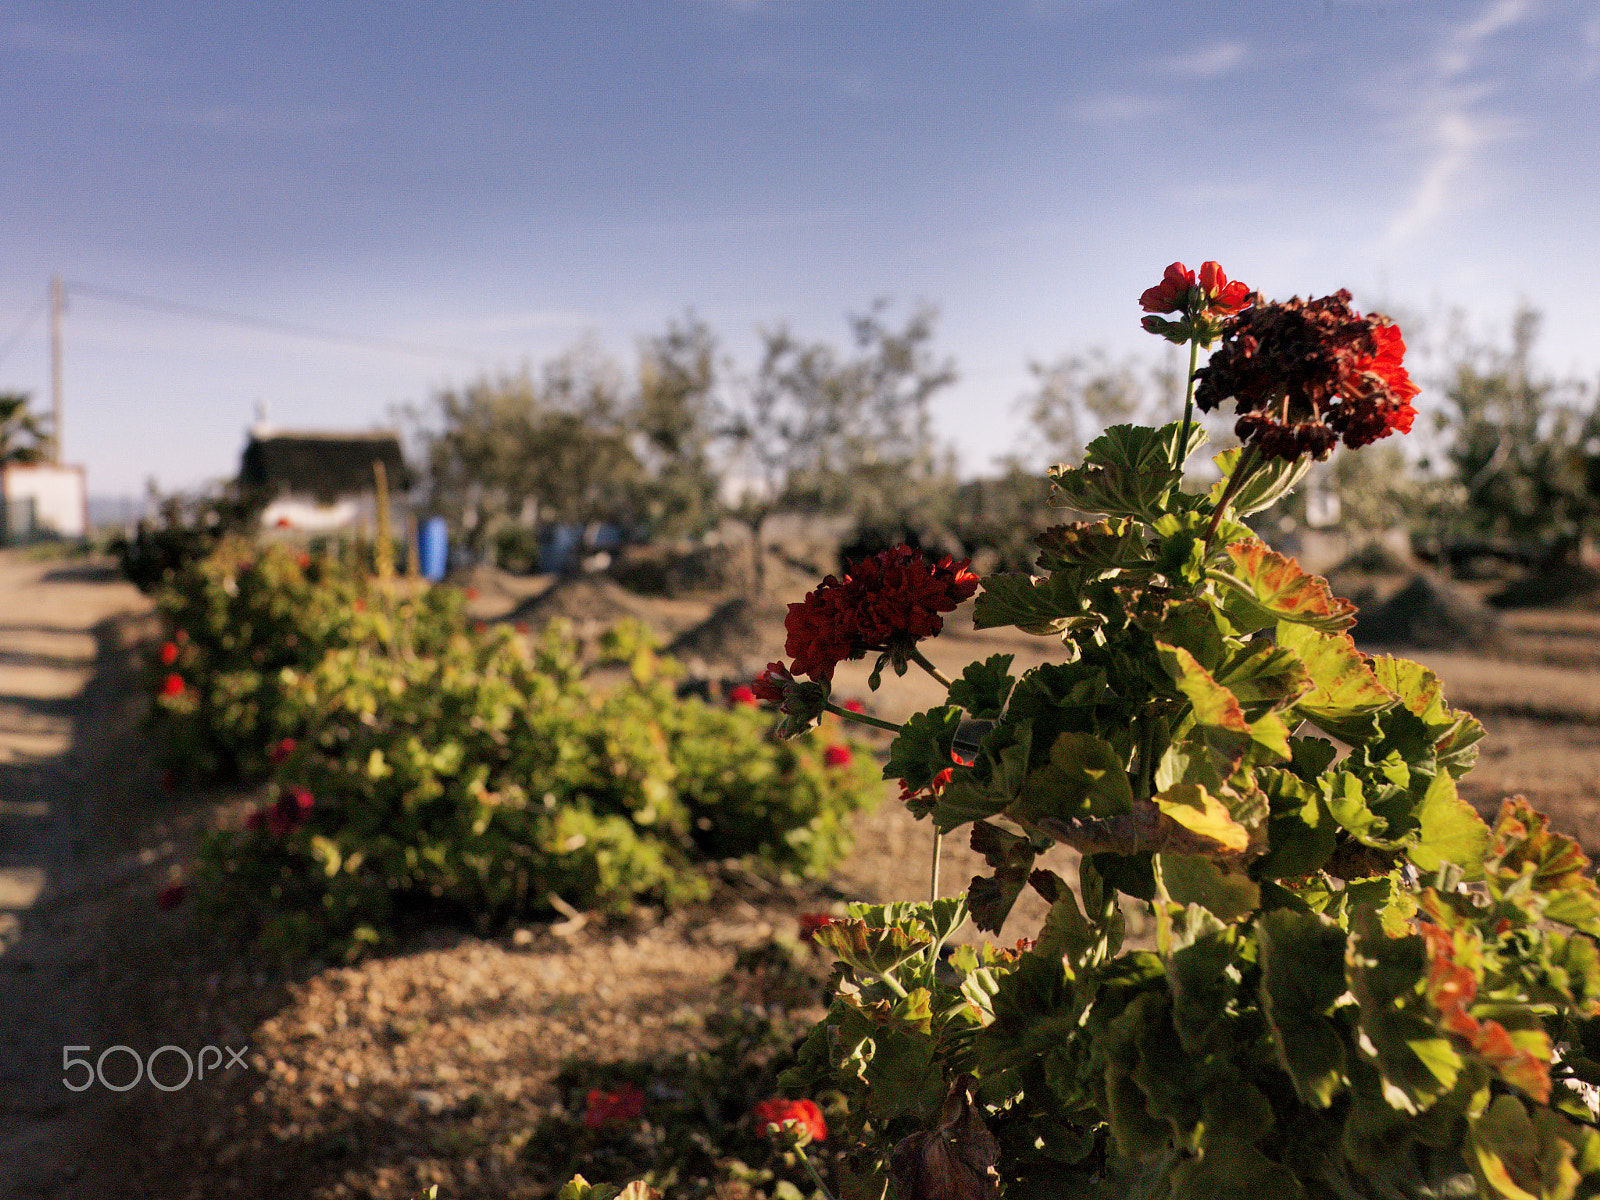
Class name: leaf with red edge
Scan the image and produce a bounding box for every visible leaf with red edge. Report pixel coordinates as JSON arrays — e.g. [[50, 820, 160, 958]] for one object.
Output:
[[1210, 539, 1357, 632], [1277, 622, 1396, 743], [1472, 1019, 1552, 1104]]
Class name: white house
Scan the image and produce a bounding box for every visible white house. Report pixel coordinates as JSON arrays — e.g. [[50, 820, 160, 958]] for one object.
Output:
[[238, 425, 410, 533], [1, 462, 87, 542]]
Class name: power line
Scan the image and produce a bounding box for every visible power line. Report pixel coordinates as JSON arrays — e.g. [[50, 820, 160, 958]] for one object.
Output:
[[0, 291, 48, 371], [63, 280, 491, 364]]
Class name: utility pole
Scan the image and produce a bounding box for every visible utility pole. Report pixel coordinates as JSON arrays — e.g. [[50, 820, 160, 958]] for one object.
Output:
[[48, 275, 64, 463]]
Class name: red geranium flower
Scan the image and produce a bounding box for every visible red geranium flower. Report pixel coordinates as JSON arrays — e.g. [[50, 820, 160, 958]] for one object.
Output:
[[823, 744, 852, 768], [1194, 289, 1419, 460], [842, 698, 865, 713], [783, 545, 979, 682], [1140, 262, 1199, 314], [753, 1097, 827, 1143], [158, 641, 179, 666], [268, 737, 297, 764], [726, 683, 758, 707], [798, 913, 837, 943], [583, 1082, 646, 1129], [161, 673, 186, 698], [156, 883, 187, 911], [266, 787, 314, 837]]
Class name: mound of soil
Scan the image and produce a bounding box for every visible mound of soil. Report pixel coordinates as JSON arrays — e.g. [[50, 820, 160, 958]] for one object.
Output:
[[1331, 540, 1414, 575], [1352, 572, 1503, 650], [1491, 561, 1600, 610], [502, 572, 651, 628], [608, 543, 736, 597], [665, 596, 781, 670]]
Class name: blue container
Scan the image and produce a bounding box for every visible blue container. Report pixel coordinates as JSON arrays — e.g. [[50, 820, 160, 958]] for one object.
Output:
[[419, 517, 449, 581]]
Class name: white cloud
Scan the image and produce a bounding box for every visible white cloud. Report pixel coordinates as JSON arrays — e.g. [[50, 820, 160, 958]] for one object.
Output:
[[1157, 41, 1247, 79], [1068, 91, 1172, 125]]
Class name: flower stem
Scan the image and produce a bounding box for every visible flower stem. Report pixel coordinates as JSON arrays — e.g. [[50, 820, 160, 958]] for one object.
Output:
[[823, 702, 902, 734], [1203, 442, 1265, 546], [930, 828, 943, 902], [1176, 336, 1201, 475], [795, 1144, 842, 1200], [908, 646, 953, 689]]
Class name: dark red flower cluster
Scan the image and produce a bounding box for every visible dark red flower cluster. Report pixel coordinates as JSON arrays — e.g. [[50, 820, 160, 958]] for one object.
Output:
[[783, 545, 979, 682], [1194, 290, 1418, 460], [1140, 260, 1252, 346], [754, 1097, 827, 1143], [583, 1082, 646, 1129], [247, 787, 314, 837]]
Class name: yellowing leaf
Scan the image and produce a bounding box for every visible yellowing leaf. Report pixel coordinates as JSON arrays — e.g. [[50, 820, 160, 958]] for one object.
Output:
[[1153, 783, 1250, 854], [1211, 539, 1358, 632]]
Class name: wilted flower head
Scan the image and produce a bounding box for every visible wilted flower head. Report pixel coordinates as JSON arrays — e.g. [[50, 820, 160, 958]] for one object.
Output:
[[1194, 289, 1418, 461], [783, 545, 978, 682], [753, 1097, 827, 1145]]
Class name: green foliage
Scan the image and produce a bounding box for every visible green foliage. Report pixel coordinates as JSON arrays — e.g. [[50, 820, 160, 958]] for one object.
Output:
[[155, 542, 880, 956], [779, 414, 1600, 1200]]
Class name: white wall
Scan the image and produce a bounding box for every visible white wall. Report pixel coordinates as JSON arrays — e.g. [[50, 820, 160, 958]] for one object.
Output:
[[2, 464, 87, 538]]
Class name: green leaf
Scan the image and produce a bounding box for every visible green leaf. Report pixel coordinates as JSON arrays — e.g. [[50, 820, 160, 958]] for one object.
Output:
[[966, 821, 1039, 934], [1156, 641, 1261, 775], [1257, 909, 1351, 1108], [814, 918, 933, 979], [1277, 622, 1396, 743], [1208, 447, 1314, 517], [1032, 517, 1150, 572], [884, 706, 962, 792], [971, 572, 1091, 636], [930, 720, 1033, 833], [1213, 641, 1314, 713], [1408, 771, 1489, 881], [946, 654, 1017, 720], [1209, 540, 1358, 633], [1086, 420, 1209, 472], [1026, 867, 1098, 965], [1256, 768, 1337, 879], [1158, 853, 1260, 920], [1011, 731, 1135, 827]]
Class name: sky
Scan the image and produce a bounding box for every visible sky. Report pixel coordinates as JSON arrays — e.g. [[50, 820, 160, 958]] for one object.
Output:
[[0, 0, 1596, 498]]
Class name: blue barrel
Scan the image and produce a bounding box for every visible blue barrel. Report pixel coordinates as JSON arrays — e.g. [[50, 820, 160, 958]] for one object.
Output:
[[419, 517, 448, 581]]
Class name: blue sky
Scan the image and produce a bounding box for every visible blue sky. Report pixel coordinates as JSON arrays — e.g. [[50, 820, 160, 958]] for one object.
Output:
[[1, 0, 1596, 497]]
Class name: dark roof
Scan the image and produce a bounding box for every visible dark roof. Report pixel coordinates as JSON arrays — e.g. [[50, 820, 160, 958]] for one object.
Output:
[[239, 431, 411, 504]]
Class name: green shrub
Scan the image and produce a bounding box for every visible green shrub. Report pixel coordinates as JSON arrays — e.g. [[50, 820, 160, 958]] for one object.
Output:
[[159, 544, 882, 955]]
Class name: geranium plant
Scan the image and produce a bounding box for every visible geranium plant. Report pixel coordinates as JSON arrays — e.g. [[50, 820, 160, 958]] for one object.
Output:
[[752, 264, 1600, 1200]]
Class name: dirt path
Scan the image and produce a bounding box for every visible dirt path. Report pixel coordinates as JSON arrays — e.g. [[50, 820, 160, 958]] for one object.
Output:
[[0, 550, 158, 1197]]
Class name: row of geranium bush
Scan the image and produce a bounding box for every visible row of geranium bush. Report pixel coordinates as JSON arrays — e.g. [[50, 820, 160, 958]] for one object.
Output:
[[143, 539, 882, 956]]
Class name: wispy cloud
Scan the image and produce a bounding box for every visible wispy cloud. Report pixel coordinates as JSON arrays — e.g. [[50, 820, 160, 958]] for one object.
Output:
[[1156, 41, 1247, 79], [1068, 91, 1172, 125], [1380, 0, 1532, 250]]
